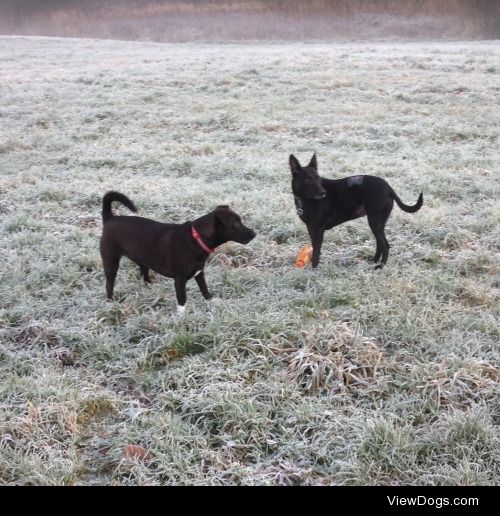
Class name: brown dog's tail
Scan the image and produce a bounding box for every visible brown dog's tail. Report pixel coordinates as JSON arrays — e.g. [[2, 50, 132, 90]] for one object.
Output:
[[390, 188, 423, 213], [102, 191, 137, 223]]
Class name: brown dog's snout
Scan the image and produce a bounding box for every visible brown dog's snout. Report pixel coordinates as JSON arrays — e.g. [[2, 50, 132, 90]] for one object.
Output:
[[237, 225, 256, 244], [246, 228, 256, 242]]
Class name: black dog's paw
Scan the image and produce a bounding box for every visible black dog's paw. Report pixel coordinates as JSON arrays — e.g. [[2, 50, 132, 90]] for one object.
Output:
[[205, 293, 214, 300], [374, 264, 384, 270]]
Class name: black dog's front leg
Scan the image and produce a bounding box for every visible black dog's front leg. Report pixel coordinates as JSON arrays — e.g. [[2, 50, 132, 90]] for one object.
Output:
[[194, 270, 212, 300], [174, 277, 187, 314], [307, 225, 324, 268]]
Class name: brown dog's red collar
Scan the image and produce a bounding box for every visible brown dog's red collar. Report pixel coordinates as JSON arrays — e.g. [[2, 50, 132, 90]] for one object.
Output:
[[191, 226, 214, 254]]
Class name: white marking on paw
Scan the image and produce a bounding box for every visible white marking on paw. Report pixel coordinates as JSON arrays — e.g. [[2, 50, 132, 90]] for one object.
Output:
[[194, 270, 202, 276], [177, 304, 186, 315], [347, 175, 364, 186]]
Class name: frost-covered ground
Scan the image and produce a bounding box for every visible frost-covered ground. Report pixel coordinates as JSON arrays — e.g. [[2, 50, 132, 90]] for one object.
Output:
[[0, 37, 499, 485]]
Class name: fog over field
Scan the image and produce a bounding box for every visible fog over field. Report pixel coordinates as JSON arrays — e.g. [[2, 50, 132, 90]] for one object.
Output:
[[1, 0, 499, 41]]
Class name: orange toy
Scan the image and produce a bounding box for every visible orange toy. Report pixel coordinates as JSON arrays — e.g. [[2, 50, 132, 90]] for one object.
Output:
[[295, 245, 313, 268]]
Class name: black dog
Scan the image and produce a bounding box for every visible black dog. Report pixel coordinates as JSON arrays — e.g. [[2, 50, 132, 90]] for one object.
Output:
[[290, 154, 423, 268], [99, 191, 256, 313]]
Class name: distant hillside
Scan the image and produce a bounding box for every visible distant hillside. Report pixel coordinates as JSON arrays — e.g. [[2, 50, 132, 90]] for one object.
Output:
[[1, 0, 499, 41]]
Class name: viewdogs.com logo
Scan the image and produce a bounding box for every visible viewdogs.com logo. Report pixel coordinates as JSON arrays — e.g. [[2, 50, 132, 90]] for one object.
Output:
[[387, 496, 479, 509]]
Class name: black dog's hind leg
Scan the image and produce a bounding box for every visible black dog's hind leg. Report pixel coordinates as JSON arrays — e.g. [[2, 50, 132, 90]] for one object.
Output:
[[368, 213, 389, 269], [380, 230, 390, 267], [307, 224, 325, 268], [367, 199, 393, 268], [373, 241, 382, 264], [194, 270, 212, 300]]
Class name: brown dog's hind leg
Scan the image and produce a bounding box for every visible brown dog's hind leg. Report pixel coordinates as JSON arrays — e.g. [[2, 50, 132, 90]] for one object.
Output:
[[100, 242, 121, 299], [140, 266, 151, 284], [103, 258, 120, 299]]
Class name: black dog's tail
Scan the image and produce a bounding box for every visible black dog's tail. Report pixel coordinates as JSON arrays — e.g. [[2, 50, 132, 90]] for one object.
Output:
[[102, 191, 137, 223], [390, 188, 423, 213]]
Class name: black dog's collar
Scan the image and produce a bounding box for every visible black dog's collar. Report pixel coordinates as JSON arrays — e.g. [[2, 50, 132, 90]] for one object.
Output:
[[294, 195, 303, 216]]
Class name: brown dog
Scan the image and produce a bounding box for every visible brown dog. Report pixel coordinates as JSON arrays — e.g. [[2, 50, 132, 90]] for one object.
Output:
[[99, 191, 256, 313]]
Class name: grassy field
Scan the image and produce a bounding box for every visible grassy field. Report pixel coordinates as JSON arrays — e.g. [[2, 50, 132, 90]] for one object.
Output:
[[0, 36, 498, 485]]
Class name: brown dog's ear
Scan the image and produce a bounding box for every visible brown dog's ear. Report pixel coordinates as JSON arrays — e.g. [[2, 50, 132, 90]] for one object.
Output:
[[214, 205, 231, 226], [308, 153, 317, 169], [289, 154, 302, 176]]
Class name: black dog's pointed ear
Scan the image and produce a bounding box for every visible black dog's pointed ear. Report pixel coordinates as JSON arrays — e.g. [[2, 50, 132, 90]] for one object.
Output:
[[289, 154, 302, 176], [308, 153, 317, 169]]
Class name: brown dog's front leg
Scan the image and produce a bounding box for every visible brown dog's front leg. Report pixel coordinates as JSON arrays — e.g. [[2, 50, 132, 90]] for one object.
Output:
[[174, 277, 187, 314], [307, 225, 324, 268], [194, 270, 212, 300]]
